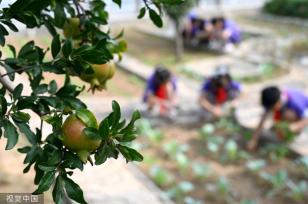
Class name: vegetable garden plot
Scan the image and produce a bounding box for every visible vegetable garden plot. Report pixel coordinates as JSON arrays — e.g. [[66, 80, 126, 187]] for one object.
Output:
[[135, 118, 308, 204]]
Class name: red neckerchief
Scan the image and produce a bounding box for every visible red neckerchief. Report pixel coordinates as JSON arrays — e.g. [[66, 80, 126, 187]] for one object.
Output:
[[156, 85, 168, 99], [215, 88, 228, 105]]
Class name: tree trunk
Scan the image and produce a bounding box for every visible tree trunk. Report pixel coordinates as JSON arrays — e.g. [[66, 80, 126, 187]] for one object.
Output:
[[174, 21, 183, 62]]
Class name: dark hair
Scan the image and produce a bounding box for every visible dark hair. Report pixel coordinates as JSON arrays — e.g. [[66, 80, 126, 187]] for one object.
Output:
[[211, 17, 225, 26], [261, 86, 281, 110], [153, 66, 171, 92]]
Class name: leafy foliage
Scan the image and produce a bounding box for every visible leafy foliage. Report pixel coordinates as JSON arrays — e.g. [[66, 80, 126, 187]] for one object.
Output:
[[0, 0, 184, 203], [264, 0, 308, 19]]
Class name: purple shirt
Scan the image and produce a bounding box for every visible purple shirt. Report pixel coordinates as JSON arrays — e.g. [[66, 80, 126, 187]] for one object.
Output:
[[224, 20, 241, 44], [284, 89, 308, 119], [201, 79, 241, 103], [143, 74, 177, 102], [201, 79, 242, 93]]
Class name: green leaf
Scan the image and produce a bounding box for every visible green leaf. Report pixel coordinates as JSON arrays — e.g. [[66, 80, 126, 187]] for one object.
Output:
[[64, 176, 87, 204], [1, 20, 18, 32], [38, 165, 57, 172], [149, 9, 163, 28], [138, 7, 146, 19], [17, 146, 31, 154], [117, 144, 143, 162], [83, 127, 101, 140], [7, 44, 16, 57], [76, 109, 97, 128], [18, 41, 35, 59], [49, 80, 58, 94], [12, 111, 31, 122], [62, 38, 73, 58], [112, 0, 121, 8], [60, 151, 84, 171], [0, 23, 9, 36], [34, 171, 56, 194], [3, 119, 19, 150], [51, 34, 61, 58], [15, 122, 37, 144], [53, 175, 65, 204], [0, 35, 5, 46], [24, 145, 40, 164], [95, 144, 115, 165], [0, 96, 7, 116], [99, 118, 110, 139], [111, 100, 121, 127], [13, 84, 23, 99], [54, 2, 66, 27]]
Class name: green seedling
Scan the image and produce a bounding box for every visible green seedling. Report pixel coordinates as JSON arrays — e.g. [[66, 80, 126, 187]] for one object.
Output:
[[262, 143, 290, 161], [192, 162, 212, 179], [225, 139, 238, 160], [207, 141, 219, 153], [137, 119, 163, 143], [246, 159, 267, 173], [287, 180, 308, 202], [217, 176, 231, 195], [274, 121, 296, 142], [260, 170, 288, 196], [206, 136, 224, 154], [216, 117, 240, 133], [167, 181, 195, 200], [200, 123, 215, 140], [163, 141, 189, 159], [149, 166, 174, 187], [184, 196, 203, 204], [176, 153, 189, 171]]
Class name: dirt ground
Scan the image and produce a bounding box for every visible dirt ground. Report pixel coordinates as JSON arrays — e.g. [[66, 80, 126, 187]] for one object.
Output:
[[137, 122, 308, 204]]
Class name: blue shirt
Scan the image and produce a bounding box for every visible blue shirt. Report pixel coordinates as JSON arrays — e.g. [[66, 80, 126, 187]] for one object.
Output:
[[224, 20, 241, 44], [201, 79, 242, 93], [143, 74, 177, 102], [284, 89, 308, 119]]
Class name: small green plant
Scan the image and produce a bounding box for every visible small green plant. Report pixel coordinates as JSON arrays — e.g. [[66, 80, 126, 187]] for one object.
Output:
[[192, 162, 212, 179], [274, 121, 296, 142], [200, 123, 215, 140], [216, 176, 231, 195], [137, 119, 163, 143], [206, 135, 224, 152], [184, 196, 203, 204], [216, 117, 240, 133], [246, 159, 267, 173], [260, 170, 288, 196], [167, 181, 195, 201], [176, 153, 190, 171], [163, 140, 189, 158], [149, 166, 174, 187], [262, 143, 290, 161], [224, 139, 238, 160], [286, 180, 308, 202]]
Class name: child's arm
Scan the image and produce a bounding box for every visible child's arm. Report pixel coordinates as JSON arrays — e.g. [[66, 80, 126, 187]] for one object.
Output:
[[199, 94, 223, 117], [247, 112, 270, 151], [290, 119, 308, 133]]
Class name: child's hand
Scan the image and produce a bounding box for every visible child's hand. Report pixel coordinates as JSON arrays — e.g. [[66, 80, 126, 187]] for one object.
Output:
[[213, 106, 224, 117], [289, 122, 302, 133]]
